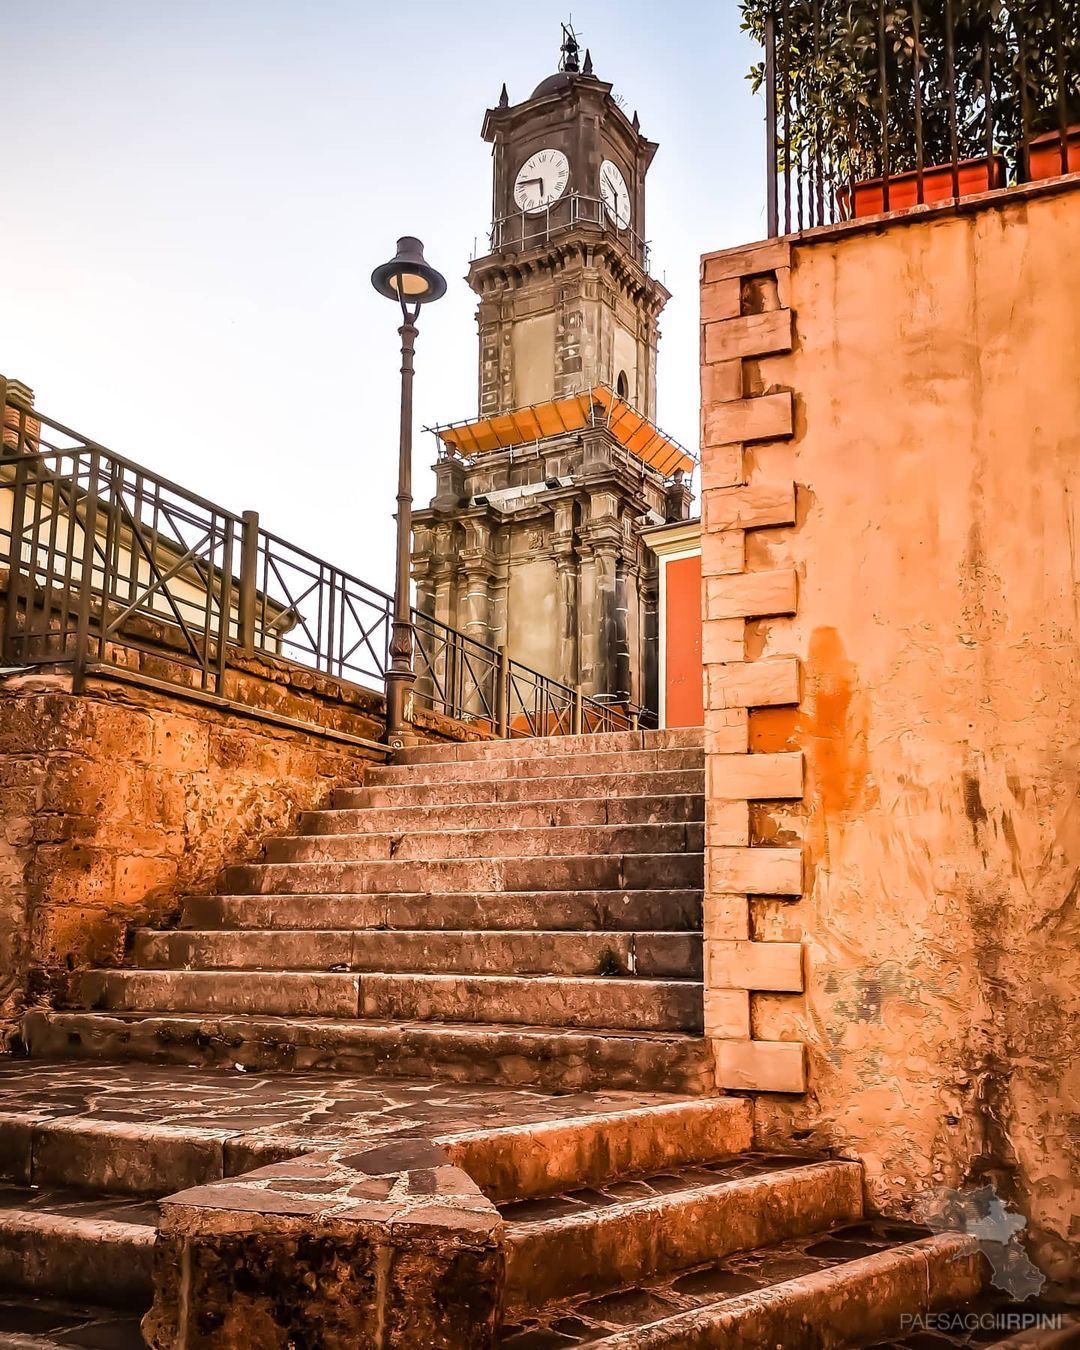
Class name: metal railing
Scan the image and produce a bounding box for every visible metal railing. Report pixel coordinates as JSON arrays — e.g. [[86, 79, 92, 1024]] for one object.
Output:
[[0, 382, 634, 738], [412, 611, 635, 737], [744, 0, 1080, 236], [478, 192, 652, 272]]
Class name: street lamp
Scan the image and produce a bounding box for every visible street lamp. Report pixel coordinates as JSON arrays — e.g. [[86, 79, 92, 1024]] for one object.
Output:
[[371, 237, 447, 746]]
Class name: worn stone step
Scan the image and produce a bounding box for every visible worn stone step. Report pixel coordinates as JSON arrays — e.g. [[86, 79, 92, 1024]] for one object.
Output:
[[368, 746, 704, 787], [0, 1060, 734, 1208], [333, 768, 704, 809], [0, 1113, 293, 1200], [226, 853, 704, 896], [0, 1294, 147, 1347], [0, 1187, 155, 1305], [358, 973, 704, 1032], [501, 1157, 864, 1314], [500, 1221, 984, 1348], [451, 1098, 753, 1206], [263, 822, 705, 863], [302, 793, 704, 835], [75, 969, 703, 1032], [78, 969, 360, 1018], [133, 928, 703, 977], [395, 727, 703, 765], [588, 1236, 983, 1348], [23, 1010, 717, 1095], [180, 889, 703, 933]]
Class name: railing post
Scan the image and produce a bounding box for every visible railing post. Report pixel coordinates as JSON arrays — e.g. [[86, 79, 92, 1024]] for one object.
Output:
[[238, 509, 259, 652], [765, 9, 779, 237], [572, 685, 583, 736], [72, 451, 101, 693], [495, 645, 509, 738]]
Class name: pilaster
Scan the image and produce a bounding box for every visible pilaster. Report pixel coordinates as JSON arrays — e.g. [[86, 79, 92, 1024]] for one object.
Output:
[[698, 237, 806, 1095]]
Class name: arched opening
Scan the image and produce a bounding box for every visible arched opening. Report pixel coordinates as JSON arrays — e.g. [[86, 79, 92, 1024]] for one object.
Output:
[[615, 370, 629, 399]]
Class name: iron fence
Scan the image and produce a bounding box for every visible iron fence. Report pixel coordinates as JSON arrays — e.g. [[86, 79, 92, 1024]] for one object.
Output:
[[743, 0, 1080, 236], [0, 382, 635, 739]]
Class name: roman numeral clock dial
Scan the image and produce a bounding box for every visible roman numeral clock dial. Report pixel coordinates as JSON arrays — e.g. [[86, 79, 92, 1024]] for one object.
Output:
[[513, 148, 570, 212], [599, 159, 631, 230]]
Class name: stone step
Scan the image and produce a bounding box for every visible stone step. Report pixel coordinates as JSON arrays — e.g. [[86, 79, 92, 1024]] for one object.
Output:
[[333, 768, 704, 809], [395, 727, 703, 765], [23, 1011, 717, 1094], [301, 793, 704, 835], [359, 973, 704, 1033], [225, 853, 704, 895], [499, 1221, 984, 1348], [263, 822, 704, 863], [501, 1157, 864, 1314], [0, 1294, 147, 1348], [0, 1187, 155, 1305], [132, 928, 703, 978], [180, 889, 703, 933], [368, 746, 704, 787], [0, 1110, 288, 1200], [451, 1099, 753, 1206], [76, 970, 704, 1032]]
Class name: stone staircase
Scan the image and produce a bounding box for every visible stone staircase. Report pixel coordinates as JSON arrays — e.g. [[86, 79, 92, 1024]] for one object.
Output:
[[2, 727, 1071, 1347], [0, 1061, 1006, 1350], [26, 728, 713, 1095]]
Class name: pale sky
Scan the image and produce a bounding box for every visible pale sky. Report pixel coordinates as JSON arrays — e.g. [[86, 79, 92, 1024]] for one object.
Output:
[[1, 1, 766, 593]]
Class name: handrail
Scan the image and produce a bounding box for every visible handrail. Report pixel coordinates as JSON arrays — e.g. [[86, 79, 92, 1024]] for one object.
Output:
[[0, 382, 636, 738]]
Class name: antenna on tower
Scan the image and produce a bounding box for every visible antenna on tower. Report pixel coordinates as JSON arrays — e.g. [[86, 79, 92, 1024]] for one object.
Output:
[[560, 20, 582, 73]]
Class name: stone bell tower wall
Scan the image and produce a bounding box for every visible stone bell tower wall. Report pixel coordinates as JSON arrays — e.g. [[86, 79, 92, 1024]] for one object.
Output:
[[699, 180, 1080, 1278]]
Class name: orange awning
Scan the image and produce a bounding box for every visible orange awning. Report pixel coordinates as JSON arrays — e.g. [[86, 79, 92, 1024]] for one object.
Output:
[[434, 385, 694, 479]]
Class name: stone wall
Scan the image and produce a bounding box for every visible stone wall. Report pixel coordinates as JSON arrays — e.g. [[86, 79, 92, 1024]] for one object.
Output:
[[699, 180, 1080, 1278]]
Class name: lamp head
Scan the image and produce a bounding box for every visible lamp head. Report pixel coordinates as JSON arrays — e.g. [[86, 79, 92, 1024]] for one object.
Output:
[[371, 237, 447, 306]]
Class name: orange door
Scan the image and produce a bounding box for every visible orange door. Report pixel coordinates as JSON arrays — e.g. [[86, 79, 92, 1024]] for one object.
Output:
[[664, 553, 703, 727]]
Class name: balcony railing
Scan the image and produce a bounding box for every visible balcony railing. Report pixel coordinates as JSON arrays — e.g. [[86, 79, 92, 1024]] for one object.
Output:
[[744, 0, 1080, 236], [0, 379, 634, 739], [476, 192, 652, 273]]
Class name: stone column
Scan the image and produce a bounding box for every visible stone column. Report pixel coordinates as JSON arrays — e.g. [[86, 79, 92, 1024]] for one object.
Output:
[[550, 498, 579, 688], [614, 559, 631, 706], [592, 542, 619, 699], [578, 548, 599, 694]]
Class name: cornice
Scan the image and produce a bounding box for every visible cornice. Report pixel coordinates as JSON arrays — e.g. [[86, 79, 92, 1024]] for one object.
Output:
[[468, 233, 670, 315]]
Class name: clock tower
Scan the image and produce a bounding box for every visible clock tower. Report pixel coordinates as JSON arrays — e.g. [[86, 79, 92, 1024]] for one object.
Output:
[[470, 27, 669, 418], [411, 29, 692, 720]]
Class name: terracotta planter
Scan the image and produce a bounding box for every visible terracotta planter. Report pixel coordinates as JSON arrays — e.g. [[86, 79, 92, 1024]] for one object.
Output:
[[1027, 126, 1080, 181], [838, 155, 1006, 218]]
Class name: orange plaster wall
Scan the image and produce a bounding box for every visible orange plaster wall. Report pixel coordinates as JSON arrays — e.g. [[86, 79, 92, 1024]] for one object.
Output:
[[739, 187, 1080, 1278], [664, 553, 704, 727]]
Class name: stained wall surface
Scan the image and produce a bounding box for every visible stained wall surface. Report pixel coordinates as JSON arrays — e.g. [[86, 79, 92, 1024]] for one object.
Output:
[[700, 184, 1080, 1279]]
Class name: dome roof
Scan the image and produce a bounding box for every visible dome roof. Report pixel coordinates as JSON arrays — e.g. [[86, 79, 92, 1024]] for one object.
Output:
[[531, 70, 578, 99]]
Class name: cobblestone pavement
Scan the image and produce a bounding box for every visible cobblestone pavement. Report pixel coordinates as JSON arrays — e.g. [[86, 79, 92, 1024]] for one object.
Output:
[[0, 1058, 682, 1146]]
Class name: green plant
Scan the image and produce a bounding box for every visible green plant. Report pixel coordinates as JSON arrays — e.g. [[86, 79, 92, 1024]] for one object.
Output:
[[595, 946, 624, 977], [740, 0, 1080, 186]]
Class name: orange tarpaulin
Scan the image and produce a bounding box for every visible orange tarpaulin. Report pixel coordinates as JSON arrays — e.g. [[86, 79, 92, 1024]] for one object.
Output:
[[434, 385, 694, 479]]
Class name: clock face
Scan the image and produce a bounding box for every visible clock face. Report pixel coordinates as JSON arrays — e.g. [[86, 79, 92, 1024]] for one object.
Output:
[[599, 159, 631, 230], [513, 148, 569, 213]]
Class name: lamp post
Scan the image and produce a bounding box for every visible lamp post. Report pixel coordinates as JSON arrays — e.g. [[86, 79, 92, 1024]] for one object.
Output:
[[371, 237, 447, 746]]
